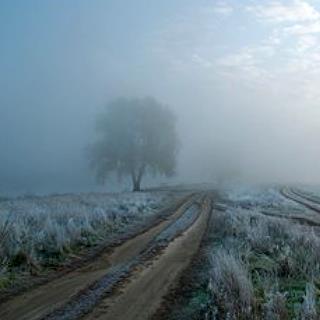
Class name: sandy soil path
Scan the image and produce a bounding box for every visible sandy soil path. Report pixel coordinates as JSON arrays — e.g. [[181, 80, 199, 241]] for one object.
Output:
[[85, 196, 211, 320], [0, 195, 194, 320]]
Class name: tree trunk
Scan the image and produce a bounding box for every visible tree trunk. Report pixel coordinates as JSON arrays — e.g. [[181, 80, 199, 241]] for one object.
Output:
[[132, 179, 141, 192], [131, 166, 145, 192]]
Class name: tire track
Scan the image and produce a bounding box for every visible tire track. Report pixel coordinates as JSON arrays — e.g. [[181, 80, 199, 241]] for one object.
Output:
[[260, 210, 320, 227], [281, 187, 320, 214]]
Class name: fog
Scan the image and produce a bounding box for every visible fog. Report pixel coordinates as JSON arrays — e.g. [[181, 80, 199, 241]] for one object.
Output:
[[1, 0, 320, 195]]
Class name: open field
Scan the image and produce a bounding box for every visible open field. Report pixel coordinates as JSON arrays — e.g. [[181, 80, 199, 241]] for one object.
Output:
[[1, 185, 320, 320], [4, 1, 320, 319], [0, 191, 184, 298], [158, 186, 320, 319]]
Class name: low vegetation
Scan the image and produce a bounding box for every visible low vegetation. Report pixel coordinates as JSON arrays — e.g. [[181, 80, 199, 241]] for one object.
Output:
[[208, 209, 320, 319], [168, 188, 320, 319], [0, 191, 172, 291]]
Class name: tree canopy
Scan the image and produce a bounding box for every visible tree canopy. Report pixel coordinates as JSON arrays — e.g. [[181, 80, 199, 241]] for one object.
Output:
[[89, 97, 178, 191]]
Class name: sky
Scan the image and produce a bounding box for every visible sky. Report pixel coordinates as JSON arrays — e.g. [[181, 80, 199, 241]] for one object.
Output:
[[1, 0, 320, 194]]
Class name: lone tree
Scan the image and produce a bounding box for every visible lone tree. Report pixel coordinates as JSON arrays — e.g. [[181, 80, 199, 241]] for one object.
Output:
[[89, 97, 178, 191]]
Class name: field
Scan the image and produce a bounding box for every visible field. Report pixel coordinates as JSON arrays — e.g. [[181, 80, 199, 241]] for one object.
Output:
[[1, 185, 320, 320], [0, 191, 177, 293], [162, 186, 320, 319]]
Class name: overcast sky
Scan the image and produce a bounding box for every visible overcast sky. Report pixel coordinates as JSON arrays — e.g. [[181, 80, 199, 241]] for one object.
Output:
[[1, 0, 320, 194]]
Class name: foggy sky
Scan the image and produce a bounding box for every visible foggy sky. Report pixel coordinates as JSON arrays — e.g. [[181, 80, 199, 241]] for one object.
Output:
[[1, 0, 320, 195]]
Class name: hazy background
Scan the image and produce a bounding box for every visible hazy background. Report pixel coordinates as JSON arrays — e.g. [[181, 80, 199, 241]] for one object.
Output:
[[1, 0, 320, 195]]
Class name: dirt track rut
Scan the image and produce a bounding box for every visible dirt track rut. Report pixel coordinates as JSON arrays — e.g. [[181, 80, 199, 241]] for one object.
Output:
[[281, 187, 320, 213], [0, 193, 207, 320], [85, 196, 211, 320]]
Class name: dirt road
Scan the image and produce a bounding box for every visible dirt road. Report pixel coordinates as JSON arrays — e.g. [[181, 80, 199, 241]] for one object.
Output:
[[85, 196, 211, 320], [0, 193, 210, 320]]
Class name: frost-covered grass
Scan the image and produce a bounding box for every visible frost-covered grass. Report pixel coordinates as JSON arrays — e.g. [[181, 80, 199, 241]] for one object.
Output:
[[0, 191, 172, 285], [206, 208, 320, 319], [209, 248, 254, 318], [225, 185, 320, 223], [225, 185, 297, 209], [168, 187, 320, 320]]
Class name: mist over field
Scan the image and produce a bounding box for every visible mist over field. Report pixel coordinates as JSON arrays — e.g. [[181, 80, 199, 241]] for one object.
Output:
[[1, 0, 320, 195], [3, 3, 320, 319]]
